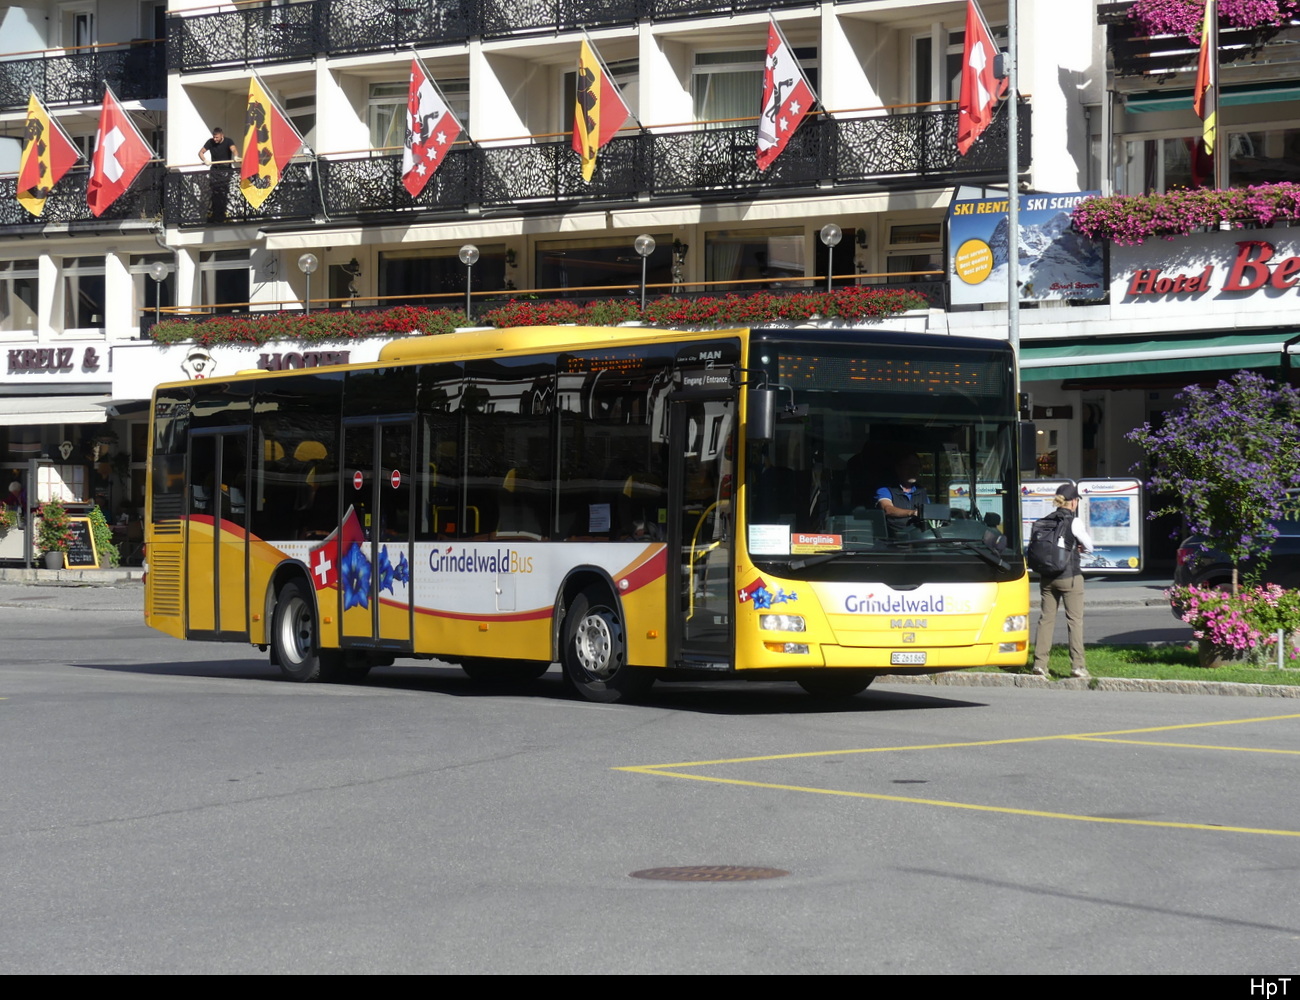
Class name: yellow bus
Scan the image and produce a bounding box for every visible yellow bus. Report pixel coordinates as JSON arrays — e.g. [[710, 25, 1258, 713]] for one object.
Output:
[[145, 325, 1028, 702]]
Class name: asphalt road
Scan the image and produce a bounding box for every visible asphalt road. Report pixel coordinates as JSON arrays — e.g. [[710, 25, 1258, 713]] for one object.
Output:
[[0, 583, 1295, 974]]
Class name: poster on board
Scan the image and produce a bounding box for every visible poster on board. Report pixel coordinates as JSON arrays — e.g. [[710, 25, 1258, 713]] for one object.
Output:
[[1020, 479, 1143, 574]]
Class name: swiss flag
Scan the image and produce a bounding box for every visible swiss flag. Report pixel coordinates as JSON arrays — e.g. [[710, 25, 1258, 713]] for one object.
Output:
[[756, 18, 816, 173], [956, 0, 1008, 156], [402, 58, 464, 197], [86, 87, 153, 217], [308, 505, 366, 592]]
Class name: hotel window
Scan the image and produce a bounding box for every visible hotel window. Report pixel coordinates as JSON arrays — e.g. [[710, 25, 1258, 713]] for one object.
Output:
[[0, 260, 38, 333], [1228, 126, 1300, 186], [563, 60, 637, 134], [912, 23, 1006, 105], [704, 228, 804, 291], [369, 79, 469, 151], [63, 256, 106, 331], [884, 221, 943, 284], [200, 250, 250, 314], [693, 49, 817, 126], [379, 246, 505, 306], [535, 236, 672, 297], [130, 254, 174, 329]]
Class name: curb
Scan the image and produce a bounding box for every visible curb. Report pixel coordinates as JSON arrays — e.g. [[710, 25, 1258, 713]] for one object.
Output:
[[878, 671, 1300, 698], [0, 568, 144, 585]]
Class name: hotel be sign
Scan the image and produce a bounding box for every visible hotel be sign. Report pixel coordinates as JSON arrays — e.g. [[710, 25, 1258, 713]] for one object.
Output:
[[1126, 239, 1300, 297]]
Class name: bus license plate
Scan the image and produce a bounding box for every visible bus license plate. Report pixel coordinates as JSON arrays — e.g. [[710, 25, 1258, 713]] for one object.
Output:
[[890, 651, 927, 665]]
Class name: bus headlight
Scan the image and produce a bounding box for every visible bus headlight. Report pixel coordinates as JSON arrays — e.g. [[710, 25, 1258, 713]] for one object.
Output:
[[764, 642, 810, 654], [760, 614, 806, 632], [1003, 615, 1028, 632]]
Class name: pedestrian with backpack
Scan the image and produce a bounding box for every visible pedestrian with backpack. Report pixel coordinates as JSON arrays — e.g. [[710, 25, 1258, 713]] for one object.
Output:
[[1029, 483, 1093, 678]]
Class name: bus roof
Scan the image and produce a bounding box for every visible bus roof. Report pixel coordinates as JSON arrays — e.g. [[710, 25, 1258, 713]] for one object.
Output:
[[377, 325, 748, 363]]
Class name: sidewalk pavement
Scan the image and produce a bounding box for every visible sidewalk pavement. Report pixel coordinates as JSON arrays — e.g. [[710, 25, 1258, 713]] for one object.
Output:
[[0, 566, 144, 585]]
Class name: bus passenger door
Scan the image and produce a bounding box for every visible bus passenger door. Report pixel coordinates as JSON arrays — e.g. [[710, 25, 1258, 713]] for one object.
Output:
[[667, 397, 734, 667], [186, 428, 249, 638], [340, 419, 414, 649]]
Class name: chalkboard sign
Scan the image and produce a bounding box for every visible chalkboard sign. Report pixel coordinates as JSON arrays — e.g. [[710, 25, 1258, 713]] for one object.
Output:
[[63, 517, 99, 569]]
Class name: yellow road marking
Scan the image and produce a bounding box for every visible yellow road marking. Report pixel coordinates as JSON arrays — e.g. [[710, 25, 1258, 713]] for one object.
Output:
[[1070, 737, 1300, 755], [614, 713, 1300, 838], [614, 713, 1300, 770], [616, 766, 1300, 837]]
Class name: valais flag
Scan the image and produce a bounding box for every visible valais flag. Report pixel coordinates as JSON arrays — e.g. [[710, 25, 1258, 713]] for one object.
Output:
[[86, 87, 153, 217], [756, 18, 815, 173], [956, 0, 1008, 156], [402, 58, 463, 197]]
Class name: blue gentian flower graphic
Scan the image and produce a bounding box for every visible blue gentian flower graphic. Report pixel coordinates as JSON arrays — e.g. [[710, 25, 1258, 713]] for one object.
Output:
[[394, 551, 410, 585], [377, 545, 395, 595], [341, 541, 371, 610]]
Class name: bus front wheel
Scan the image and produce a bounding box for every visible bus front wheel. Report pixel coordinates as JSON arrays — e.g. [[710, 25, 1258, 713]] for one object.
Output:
[[272, 580, 333, 682], [797, 672, 875, 699], [561, 587, 652, 703]]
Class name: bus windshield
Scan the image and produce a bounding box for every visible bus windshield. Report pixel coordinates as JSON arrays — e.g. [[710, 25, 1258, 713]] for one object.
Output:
[[745, 340, 1020, 580]]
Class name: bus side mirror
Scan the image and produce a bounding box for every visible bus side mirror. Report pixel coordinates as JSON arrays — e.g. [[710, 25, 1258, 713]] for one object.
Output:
[[1019, 421, 1037, 474], [747, 388, 777, 441]]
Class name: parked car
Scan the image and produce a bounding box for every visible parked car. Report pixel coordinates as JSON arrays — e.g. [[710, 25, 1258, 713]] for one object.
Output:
[[1174, 515, 1300, 592]]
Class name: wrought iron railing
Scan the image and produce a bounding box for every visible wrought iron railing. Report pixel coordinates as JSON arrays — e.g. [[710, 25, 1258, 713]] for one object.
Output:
[[0, 41, 165, 109], [165, 163, 320, 227], [169, 0, 827, 71], [0, 163, 166, 230], [164, 105, 1029, 228]]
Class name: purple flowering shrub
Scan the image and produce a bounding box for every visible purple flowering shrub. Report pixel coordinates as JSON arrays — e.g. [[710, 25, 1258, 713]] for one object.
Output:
[[1129, 372, 1300, 587]]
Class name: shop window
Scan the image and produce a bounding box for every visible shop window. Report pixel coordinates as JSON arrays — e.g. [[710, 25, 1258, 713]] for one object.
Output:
[[0, 260, 38, 333], [379, 246, 504, 306], [200, 250, 250, 314], [693, 49, 816, 126], [1229, 127, 1300, 186], [369, 79, 468, 151], [63, 256, 105, 331], [1123, 135, 1213, 193], [704, 227, 804, 291], [534, 236, 671, 297]]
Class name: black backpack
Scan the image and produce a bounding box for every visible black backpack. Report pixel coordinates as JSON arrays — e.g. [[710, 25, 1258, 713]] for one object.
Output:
[[1026, 511, 1072, 574]]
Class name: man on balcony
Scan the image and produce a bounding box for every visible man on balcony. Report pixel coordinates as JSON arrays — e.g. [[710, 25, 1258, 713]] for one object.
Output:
[[198, 127, 240, 223]]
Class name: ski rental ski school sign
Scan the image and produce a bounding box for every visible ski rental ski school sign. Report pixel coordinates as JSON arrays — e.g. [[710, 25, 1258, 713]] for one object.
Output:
[[947, 191, 1105, 306]]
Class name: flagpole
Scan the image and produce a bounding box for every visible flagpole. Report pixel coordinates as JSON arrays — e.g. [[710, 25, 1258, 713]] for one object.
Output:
[[1006, 0, 1019, 394]]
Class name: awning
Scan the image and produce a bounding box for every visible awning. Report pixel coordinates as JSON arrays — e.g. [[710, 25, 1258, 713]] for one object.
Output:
[[1125, 83, 1300, 113], [0, 395, 111, 427], [1021, 331, 1298, 382]]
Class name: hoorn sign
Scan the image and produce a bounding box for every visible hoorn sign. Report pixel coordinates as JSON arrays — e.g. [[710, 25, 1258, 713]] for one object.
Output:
[[7, 347, 101, 373], [1127, 240, 1300, 297]]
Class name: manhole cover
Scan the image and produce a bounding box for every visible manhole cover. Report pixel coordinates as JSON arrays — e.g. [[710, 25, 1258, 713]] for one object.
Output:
[[629, 866, 789, 882]]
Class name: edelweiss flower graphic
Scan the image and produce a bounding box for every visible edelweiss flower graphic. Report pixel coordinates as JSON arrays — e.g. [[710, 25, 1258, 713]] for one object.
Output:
[[341, 541, 371, 610]]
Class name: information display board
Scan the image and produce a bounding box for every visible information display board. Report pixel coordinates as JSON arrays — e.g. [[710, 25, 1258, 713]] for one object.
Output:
[[62, 517, 100, 569], [1020, 479, 1143, 574]]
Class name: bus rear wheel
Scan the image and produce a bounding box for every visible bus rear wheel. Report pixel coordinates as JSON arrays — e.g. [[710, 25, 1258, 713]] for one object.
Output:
[[561, 587, 652, 703], [271, 580, 335, 682], [796, 672, 875, 699]]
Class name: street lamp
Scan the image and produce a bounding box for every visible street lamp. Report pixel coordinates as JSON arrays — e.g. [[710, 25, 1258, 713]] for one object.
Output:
[[298, 252, 319, 315], [819, 224, 842, 293], [459, 244, 479, 320], [634, 234, 655, 312], [147, 260, 168, 330]]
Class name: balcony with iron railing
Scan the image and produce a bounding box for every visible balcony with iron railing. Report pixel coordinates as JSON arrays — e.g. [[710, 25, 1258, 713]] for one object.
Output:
[[0, 163, 167, 233], [0, 39, 166, 110], [167, 0, 828, 72], [165, 102, 1030, 229]]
